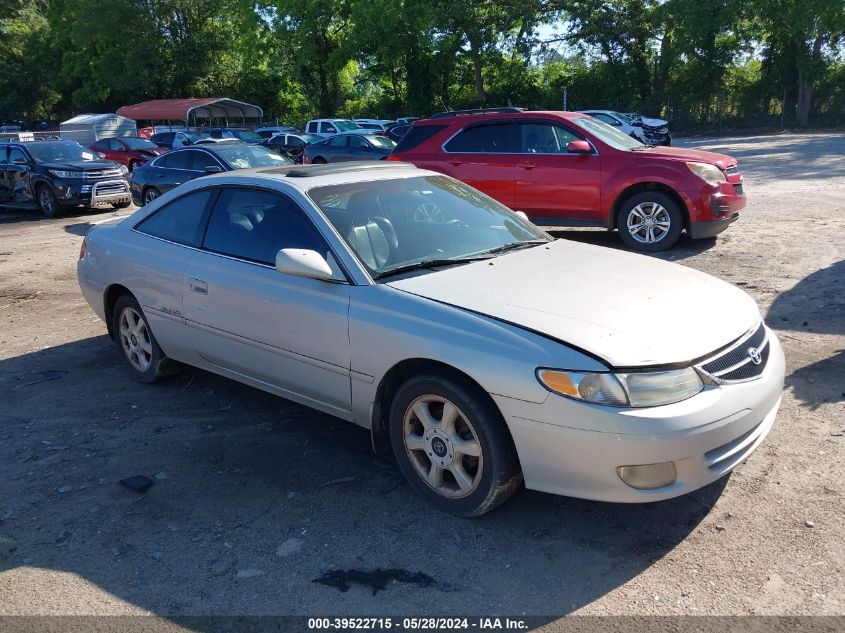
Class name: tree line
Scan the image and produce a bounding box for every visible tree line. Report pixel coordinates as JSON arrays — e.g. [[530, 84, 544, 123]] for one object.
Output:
[[1, 0, 843, 129]]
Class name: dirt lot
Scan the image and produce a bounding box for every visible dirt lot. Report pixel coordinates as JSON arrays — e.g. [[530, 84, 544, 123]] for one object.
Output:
[[0, 133, 843, 623]]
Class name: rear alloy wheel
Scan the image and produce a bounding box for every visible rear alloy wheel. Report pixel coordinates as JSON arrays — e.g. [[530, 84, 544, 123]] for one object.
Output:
[[112, 295, 171, 383], [142, 187, 160, 206], [617, 191, 683, 252], [37, 185, 59, 218], [389, 373, 522, 516]]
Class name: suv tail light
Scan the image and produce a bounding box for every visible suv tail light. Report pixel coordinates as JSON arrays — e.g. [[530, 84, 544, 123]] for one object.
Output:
[[79, 236, 87, 259]]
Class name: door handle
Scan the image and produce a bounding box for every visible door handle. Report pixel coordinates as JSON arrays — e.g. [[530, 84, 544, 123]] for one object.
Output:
[[517, 162, 537, 170], [448, 160, 463, 166], [189, 278, 208, 295]]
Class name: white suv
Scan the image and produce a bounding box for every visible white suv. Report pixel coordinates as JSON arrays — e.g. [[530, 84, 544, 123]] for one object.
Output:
[[305, 119, 360, 138]]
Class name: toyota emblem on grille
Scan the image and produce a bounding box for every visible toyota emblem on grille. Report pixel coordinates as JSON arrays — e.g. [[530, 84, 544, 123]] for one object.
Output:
[[747, 347, 763, 365]]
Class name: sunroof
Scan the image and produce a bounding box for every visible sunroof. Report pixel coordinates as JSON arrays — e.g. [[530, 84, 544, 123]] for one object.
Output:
[[262, 161, 410, 178]]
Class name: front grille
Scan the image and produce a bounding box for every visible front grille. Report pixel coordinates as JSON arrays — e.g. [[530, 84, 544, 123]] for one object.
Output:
[[84, 169, 123, 179], [698, 322, 768, 383], [725, 165, 739, 175], [95, 182, 128, 195], [733, 183, 744, 195]]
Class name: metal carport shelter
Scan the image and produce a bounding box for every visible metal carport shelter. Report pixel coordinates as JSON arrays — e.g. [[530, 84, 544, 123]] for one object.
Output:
[[116, 98, 263, 128]]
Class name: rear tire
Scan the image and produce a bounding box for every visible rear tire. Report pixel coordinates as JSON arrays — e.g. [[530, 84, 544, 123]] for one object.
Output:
[[616, 191, 683, 252], [311, 156, 327, 164], [388, 373, 522, 517], [36, 184, 60, 218], [111, 295, 171, 383]]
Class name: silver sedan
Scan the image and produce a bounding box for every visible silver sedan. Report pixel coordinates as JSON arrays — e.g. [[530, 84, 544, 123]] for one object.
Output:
[[77, 162, 784, 516]]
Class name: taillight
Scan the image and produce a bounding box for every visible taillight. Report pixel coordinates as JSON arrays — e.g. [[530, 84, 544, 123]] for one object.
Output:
[[386, 155, 400, 161], [302, 155, 310, 165], [79, 236, 87, 259]]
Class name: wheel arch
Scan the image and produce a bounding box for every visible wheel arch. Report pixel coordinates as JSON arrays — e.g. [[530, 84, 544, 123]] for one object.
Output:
[[370, 358, 517, 462], [610, 182, 689, 231], [103, 283, 133, 339]]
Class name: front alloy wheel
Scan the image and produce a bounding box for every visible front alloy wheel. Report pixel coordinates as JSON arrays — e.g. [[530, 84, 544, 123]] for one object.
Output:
[[37, 186, 59, 218], [617, 191, 683, 252], [389, 373, 522, 516], [142, 188, 159, 206]]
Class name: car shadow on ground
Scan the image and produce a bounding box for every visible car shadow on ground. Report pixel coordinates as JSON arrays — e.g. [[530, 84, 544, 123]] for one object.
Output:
[[0, 206, 120, 226], [547, 229, 718, 261], [0, 335, 728, 620], [766, 260, 845, 410]]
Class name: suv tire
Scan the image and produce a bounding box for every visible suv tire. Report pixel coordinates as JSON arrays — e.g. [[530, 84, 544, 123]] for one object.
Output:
[[617, 191, 683, 252]]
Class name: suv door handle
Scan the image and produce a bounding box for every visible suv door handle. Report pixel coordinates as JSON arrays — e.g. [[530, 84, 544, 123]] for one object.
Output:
[[517, 162, 537, 170], [189, 278, 208, 295]]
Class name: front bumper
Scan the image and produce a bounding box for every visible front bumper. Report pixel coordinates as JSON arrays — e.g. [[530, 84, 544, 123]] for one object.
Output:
[[494, 330, 785, 502], [55, 179, 131, 207]]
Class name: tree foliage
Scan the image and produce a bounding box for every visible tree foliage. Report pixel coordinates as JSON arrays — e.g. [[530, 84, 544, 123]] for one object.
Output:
[[0, 0, 842, 128]]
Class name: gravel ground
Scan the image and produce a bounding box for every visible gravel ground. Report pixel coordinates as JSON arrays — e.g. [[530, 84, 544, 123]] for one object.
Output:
[[0, 133, 842, 623]]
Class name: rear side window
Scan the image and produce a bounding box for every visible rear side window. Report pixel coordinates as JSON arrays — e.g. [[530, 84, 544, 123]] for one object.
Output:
[[393, 124, 448, 153], [191, 151, 221, 171], [135, 190, 215, 247], [157, 151, 190, 169], [307, 122, 317, 133], [202, 188, 326, 266], [444, 123, 514, 153]]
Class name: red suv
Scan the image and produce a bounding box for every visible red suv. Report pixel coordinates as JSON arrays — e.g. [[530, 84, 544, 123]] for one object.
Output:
[[389, 108, 745, 251]]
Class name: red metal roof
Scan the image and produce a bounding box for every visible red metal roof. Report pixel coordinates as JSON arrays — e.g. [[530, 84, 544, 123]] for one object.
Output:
[[116, 98, 263, 122]]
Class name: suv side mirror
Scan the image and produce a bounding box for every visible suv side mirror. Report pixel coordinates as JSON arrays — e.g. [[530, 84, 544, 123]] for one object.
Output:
[[567, 140, 592, 154], [275, 249, 342, 282], [204, 165, 223, 174]]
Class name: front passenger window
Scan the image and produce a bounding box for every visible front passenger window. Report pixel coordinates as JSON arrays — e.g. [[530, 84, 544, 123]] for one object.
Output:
[[202, 189, 326, 266]]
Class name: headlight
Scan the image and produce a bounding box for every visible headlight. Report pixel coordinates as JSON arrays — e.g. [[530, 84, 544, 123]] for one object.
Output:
[[49, 170, 81, 178], [686, 161, 726, 185], [537, 367, 703, 408], [119, 164, 129, 175]]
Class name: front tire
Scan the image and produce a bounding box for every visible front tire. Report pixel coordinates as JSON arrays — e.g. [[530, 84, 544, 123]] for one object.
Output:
[[36, 184, 60, 218], [111, 295, 170, 383], [311, 156, 327, 164], [142, 187, 160, 206], [389, 373, 522, 517], [617, 191, 683, 252]]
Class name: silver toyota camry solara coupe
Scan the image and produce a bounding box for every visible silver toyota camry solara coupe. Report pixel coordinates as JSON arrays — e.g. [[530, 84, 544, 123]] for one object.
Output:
[[77, 161, 784, 516]]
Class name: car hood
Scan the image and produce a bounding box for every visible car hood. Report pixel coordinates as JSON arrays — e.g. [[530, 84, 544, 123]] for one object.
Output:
[[636, 145, 736, 169], [41, 160, 121, 171], [386, 239, 760, 368], [639, 116, 668, 127]]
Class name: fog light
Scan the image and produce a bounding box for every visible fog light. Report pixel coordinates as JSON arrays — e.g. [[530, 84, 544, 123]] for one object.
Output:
[[617, 462, 677, 490]]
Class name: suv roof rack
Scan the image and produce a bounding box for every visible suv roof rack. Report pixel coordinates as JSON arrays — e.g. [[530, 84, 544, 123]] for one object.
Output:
[[259, 161, 411, 178], [429, 107, 527, 119]]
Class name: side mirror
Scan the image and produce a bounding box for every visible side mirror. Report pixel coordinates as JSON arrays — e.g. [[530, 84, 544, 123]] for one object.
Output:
[[204, 165, 223, 174], [275, 249, 342, 282], [567, 140, 592, 154]]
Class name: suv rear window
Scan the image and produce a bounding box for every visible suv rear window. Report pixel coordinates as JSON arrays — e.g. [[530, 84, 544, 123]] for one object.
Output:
[[393, 125, 448, 153], [444, 122, 514, 153]]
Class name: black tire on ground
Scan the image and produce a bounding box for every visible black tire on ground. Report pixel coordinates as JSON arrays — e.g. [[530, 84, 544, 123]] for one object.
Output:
[[388, 372, 522, 517], [311, 156, 327, 164], [616, 190, 684, 252], [36, 184, 60, 218], [142, 187, 160, 206], [111, 294, 172, 384]]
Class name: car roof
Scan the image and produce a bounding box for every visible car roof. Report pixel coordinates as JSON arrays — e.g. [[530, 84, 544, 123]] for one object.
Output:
[[194, 161, 435, 192], [413, 110, 589, 126]]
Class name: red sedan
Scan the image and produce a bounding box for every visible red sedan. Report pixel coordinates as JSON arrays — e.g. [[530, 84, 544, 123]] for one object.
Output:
[[89, 137, 167, 172]]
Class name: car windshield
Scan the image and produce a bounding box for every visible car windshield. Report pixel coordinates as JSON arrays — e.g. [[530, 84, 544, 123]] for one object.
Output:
[[334, 120, 359, 131], [236, 131, 263, 142], [214, 145, 291, 169], [308, 175, 549, 278], [123, 137, 158, 150], [26, 141, 98, 163], [613, 112, 634, 124], [367, 135, 396, 149], [572, 117, 645, 150]]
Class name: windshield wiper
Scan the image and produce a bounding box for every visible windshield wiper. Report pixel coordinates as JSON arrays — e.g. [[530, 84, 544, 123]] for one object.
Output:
[[481, 239, 548, 256], [374, 255, 493, 280]]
